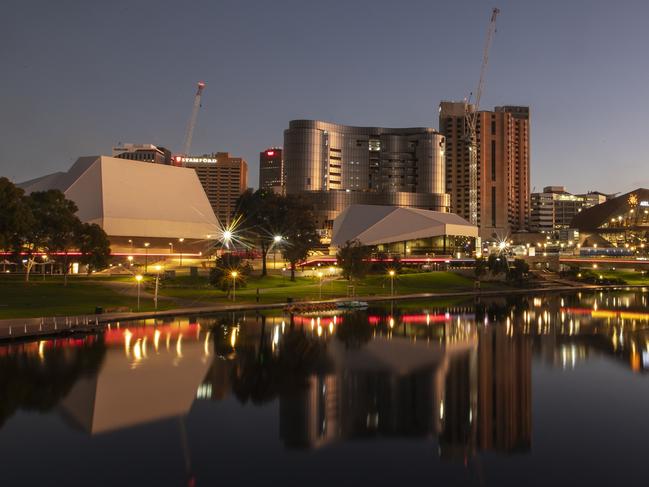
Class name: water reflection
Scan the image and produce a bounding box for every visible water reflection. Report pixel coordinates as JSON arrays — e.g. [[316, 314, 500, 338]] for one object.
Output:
[[0, 290, 648, 465]]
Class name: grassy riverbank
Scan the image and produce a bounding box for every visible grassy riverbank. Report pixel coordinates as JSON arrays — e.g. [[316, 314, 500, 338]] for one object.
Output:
[[0, 271, 504, 319]]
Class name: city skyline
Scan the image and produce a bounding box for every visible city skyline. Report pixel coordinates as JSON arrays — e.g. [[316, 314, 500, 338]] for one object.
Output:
[[2, 0, 648, 194]]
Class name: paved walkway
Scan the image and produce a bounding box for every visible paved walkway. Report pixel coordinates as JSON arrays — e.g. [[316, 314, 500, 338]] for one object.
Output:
[[0, 283, 645, 342]]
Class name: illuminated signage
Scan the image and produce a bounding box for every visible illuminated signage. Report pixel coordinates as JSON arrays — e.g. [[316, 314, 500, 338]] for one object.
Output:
[[174, 156, 218, 164], [266, 150, 275, 156], [640, 201, 649, 207]]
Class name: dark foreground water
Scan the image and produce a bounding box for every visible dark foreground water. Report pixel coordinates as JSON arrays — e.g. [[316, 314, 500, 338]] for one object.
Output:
[[2, 290, 649, 486]]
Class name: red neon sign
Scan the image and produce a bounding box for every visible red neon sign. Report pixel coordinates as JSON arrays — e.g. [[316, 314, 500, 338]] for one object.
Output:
[[266, 151, 275, 156]]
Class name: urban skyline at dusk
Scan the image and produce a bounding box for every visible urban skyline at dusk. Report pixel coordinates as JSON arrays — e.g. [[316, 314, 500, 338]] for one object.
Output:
[[2, 0, 648, 194]]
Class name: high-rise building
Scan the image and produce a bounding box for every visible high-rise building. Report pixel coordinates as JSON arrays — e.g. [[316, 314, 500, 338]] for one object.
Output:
[[259, 147, 284, 194], [112, 144, 173, 165], [439, 103, 530, 239], [177, 152, 248, 226], [530, 186, 610, 234], [283, 120, 449, 240]]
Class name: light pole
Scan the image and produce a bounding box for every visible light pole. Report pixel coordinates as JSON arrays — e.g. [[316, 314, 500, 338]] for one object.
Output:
[[153, 265, 162, 310], [135, 274, 143, 311], [144, 242, 150, 273], [178, 238, 184, 267], [317, 271, 323, 300], [231, 271, 238, 301], [389, 270, 396, 296], [273, 235, 282, 270], [127, 255, 133, 267]]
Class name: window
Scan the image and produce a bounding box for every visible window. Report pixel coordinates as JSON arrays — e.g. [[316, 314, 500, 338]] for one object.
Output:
[[491, 140, 496, 181], [491, 187, 497, 227]]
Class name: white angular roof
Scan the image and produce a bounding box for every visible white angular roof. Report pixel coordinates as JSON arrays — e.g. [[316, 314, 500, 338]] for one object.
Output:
[[20, 156, 220, 239], [332, 204, 478, 246]]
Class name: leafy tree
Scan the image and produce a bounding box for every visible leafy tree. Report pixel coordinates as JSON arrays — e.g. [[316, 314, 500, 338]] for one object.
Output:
[[487, 253, 509, 276], [474, 257, 489, 280], [508, 258, 530, 282], [236, 189, 285, 276], [77, 223, 111, 274], [336, 239, 371, 283], [209, 253, 252, 294], [0, 178, 32, 252], [280, 196, 318, 281]]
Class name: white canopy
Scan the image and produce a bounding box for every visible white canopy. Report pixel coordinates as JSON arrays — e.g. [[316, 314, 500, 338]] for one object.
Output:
[[332, 204, 478, 246]]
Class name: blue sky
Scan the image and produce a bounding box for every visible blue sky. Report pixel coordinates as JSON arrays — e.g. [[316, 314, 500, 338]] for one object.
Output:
[[1, 0, 648, 194]]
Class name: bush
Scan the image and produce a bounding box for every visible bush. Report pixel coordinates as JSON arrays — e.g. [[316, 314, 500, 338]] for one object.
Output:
[[209, 254, 252, 293]]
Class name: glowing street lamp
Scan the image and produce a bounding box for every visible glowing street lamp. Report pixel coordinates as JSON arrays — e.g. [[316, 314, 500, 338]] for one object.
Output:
[[317, 271, 323, 299], [144, 242, 150, 273], [178, 238, 185, 267], [153, 265, 162, 310], [273, 235, 283, 269], [231, 271, 238, 301], [127, 255, 134, 266], [389, 269, 396, 296], [135, 274, 143, 311]]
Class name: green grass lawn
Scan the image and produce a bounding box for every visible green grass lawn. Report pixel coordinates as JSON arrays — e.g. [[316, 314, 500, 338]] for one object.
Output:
[[584, 269, 649, 285], [0, 271, 505, 319], [0, 275, 174, 319]]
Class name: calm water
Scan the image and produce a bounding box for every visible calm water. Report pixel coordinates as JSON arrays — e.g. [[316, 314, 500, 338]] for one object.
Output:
[[2, 290, 649, 486]]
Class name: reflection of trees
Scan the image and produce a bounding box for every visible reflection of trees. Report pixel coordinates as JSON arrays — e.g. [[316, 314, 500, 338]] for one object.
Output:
[[0, 337, 106, 428], [336, 311, 373, 349], [218, 319, 330, 405]]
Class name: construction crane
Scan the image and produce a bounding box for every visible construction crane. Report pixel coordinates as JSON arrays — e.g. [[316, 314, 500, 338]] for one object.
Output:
[[465, 7, 500, 226], [182, 81, 206, 156]]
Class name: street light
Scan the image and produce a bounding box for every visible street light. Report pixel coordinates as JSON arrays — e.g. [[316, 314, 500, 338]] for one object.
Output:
[[135, 274, 143, 311], [273, 235, 283, 270], [389, 270, 396, 296], [153, 265, 162, 310], [178, 238, 184, 267], [231, 271, 238, 301], [317, 271, 323, 299], [144, 242, 150, 273], [127, 255, 133, 266]]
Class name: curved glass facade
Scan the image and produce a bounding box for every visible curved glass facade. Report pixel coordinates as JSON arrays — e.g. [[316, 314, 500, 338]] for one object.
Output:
[[283, 120, 449, 238]]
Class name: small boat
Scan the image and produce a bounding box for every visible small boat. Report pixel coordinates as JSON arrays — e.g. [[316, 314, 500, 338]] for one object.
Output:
[[336, 300, 369, 310]]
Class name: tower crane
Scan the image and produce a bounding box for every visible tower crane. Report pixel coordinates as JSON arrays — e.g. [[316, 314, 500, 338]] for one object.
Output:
[[182, 81, 206, 156], [465, 7, 500, 226]]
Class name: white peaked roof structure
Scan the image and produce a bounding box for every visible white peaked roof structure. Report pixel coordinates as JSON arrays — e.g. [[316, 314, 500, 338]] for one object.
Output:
[[20, 156, 219, 239], [332, 204, 478, 247]]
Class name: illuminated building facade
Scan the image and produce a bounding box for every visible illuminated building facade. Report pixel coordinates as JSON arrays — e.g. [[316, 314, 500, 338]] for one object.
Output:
[[530, 186, 609, 234], [259, 148, 284, 194], [439, 103, 530, 239], [571, 188, 649, 249], [112, 144, 173, 165], [178, 152, 248, 226], [283, 120, 450, 239]]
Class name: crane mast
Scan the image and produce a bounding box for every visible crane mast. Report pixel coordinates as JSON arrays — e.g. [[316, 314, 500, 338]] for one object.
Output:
[[182, 81, 206, 156], [465, 7, 500, 226]]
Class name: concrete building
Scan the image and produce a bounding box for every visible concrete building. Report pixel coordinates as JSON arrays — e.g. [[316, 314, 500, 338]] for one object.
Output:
[[439, 103, 530, 239], [19, 156, 219, 255], [177, 153, 248, 226], [112, 144, 173, 165], [259, 148, 283, 194], [530, 186, 609, 234], [283, 120, 450, 240]]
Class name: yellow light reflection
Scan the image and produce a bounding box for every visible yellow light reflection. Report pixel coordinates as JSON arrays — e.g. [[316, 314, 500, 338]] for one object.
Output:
[[124, 329, 133, 357], [154, 329, 161, 352]]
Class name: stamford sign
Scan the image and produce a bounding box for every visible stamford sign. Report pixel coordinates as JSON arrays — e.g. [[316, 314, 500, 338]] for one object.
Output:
[[174, 156, 218, 164]]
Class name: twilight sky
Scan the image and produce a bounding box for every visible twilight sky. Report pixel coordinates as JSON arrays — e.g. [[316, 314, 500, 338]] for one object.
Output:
[[1, 0, 648, 194]]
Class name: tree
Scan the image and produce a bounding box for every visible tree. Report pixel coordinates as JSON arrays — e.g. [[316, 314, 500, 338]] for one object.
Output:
[[474, 257, 489, 280], [209, 254, 252, 294], [336, 239, 371, 283], [0, 178, 32, 252], [77, 223, 111, 274], [23, 190, 79, 284], [280, 196, 318, 281], [235, 189, 285, 276], [508, 258, 530, 282]]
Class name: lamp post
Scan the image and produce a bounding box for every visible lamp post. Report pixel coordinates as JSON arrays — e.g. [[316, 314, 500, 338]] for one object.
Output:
[[231, 271, 238, 301], [127, 255, 133, 267], [178, 238, 184, 267], [153, 265, 162, 310], [135, 274, 143, 311], [273, 235, 282, 270], [144, 242, 150, 273], [389, 270, 396, 296], [317, 271, 323, 300]]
